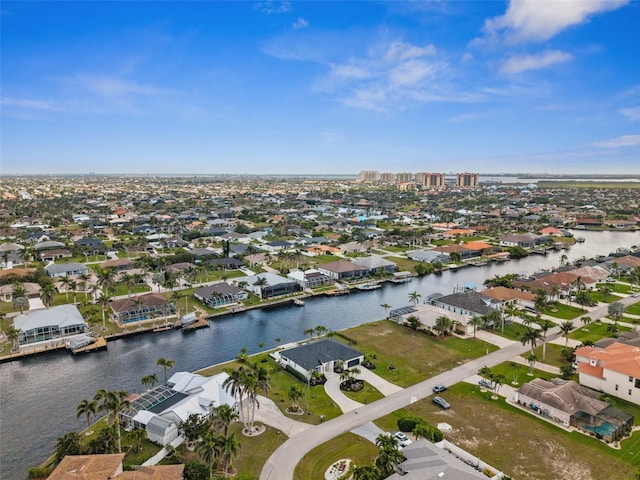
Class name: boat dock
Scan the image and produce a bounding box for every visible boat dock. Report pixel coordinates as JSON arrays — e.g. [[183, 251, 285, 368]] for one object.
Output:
[[182, 317, 210, 332], [71, 337, 107, 355]]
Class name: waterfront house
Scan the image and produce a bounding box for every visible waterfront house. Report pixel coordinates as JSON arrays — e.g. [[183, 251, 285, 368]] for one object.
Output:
[[45, 262, 89, 278], [428, 291, 500, 318], [287, 269, 334, 289], [121, 371, 238, 446], [350, 254, 398, 275], [515, 378, 633, 441], [110, 293, 176, 325], [14, 304, 88, 349], [392, 303, 474, 336], [407, 249, 450, 264], [317, 259, 368, 280], [575, 342, 640, 406], [194, 282, 248, 308], [75, 237, 106, 253], [276, 338, 364, 380], [481, 286, 536, 311], [243, 272, 301, 299]]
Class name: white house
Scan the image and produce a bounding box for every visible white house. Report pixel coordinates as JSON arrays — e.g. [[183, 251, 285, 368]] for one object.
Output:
[[575, 342, 640, 406], [121, 371, 239, 446], [275, 338, 364, 380]]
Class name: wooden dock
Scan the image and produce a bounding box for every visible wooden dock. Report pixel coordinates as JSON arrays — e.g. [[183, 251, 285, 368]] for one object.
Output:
[[71, 337, 107, 355], [182, 318, 210, 332]]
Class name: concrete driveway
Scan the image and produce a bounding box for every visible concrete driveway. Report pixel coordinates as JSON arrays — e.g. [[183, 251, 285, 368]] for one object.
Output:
[[324, 371, 362, 413], [252, 395, 312, 438]]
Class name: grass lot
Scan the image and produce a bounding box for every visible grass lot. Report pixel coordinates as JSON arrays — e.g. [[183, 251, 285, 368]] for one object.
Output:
[[197, 354, 342, 424], [596, 282, 633, 295], [626, 302, 640, 316], [519, 343, 572, 369], [334, 321, 498, 388], [491, 322, 539, 342], [541, 303, 586, 320], [591, 291, 624, 303], [383, 245, 415, 253], [385, 256, 420, 273], [294, 432, 378, 480], [569, 322, 632, 343], [489, 361, 557, 383], [340, 380, 385, 405], [374, 382, 640, 480]]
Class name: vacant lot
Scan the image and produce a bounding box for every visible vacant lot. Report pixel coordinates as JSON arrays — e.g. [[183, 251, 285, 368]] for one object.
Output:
[[375, 383, 640, 480], [335, 320, 498, 387]]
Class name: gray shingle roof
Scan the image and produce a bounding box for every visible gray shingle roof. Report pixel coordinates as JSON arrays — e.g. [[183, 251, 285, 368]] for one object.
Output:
[[280, 338, 363, 371]]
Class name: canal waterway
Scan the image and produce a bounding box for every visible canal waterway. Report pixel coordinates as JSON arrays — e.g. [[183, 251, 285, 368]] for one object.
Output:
[[1, 229, 638, 479]]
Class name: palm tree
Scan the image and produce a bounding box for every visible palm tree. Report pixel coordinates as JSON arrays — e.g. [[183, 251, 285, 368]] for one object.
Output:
[[559, 321, 574, 346], [491, 372, 506, 399], [213, 404, 239, 438], [374, 433, 398, 451], [287, 385, 303, 413], [526, 353, 538, 375], [141, 373, 159, 389], [94, 389, 130, 453], [374, 433, 403, 478], [599, 284, 613, 302], [607, 321, 620, 338], [380, 303, 391, 319], [352, 465, 381, 480], [68, 279, 78, 304], [408, 291, 421, 306], [223, 366, 247, 427], [197, 431, 220, 479], [76, 398, 98, 434], [434, 315, 452, 337], [132, 296, 144, 328], [508, 361, 521, 385], [128, 427, 146, 453], [253, 276, 268, 299], [581, 316, 592, 328], [7, 326, 21, 350], [121, 272, 135, 298], [245, 364, 270, 434], [157, 357, 175, 384], [96, 293, 111, 331], [13, 296, 29, 314], [537, 318, 554, 362], [216, 432, 242, 478], [79, 272, 91, 300], [469, 316, 484, 338], [59, 276, 71, 302], [40, 282, 58, 308], [97, 268, 115, 297], [521, 327, 542, 355]]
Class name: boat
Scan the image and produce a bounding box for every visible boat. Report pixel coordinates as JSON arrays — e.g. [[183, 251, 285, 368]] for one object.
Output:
[[326, 288, 350, 296], [471, 260, 488, 267], [182, 317, 209, 332], [68, 335, 107, 355], [179, 312, 198, 328], [293, 298, 305, 306], [532, 248, 548, 255], [356, 283, 381, 291], [389, 271, 413, 284], [153, 323, 174, 332]]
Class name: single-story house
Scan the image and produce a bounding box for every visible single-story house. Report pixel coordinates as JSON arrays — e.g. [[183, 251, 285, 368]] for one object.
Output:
[[14, 304, 88, 348], [515, 378, 633, 441], [287, 269, 334, 289], [110, 293, 176, 325], [34, 240, 65, 251], [427, 291, 501, 317], [45, 262, 89, 278], [243, 272, 301, 299], [101, 258, 135, 272], [350, 255, 398, 274], [392, 303, 474, 336], [481, 286, 536, 311], [39, 249, 73, 263], [275, 338, 364, 380], [205, 257, 245, 270], [317, 260, 369, 280], [499, 233, 548, 248], [75, 237, 106, 252], [0, 282, 40, 302], [407, 250, 450, 264], [194, 283, 248, 308], [120, 371, 238, 446]]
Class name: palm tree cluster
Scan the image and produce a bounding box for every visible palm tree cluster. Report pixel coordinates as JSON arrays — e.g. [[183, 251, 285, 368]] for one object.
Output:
[[339, 367, 362, 391], [478, 366, 507, 399], [223, 361, 270, 435], [350, 433, 404, 479]]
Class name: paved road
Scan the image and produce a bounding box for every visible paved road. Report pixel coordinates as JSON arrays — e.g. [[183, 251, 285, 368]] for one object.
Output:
[[259, 336, 548, 480]]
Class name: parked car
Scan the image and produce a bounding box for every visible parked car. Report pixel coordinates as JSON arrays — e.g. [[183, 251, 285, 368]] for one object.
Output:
[[432, 384, 447, 394], [393, 431, 413, 448], [478, 379, 493, 389], [433, 396, 450, 410]]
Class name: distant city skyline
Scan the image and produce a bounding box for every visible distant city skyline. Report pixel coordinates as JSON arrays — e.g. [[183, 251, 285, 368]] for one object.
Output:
[[1, 1, 639, 175]]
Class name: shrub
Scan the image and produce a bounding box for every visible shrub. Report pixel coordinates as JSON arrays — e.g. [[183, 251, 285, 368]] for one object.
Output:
[[397, 416, 422, 432], [28, 467, 53, 478]]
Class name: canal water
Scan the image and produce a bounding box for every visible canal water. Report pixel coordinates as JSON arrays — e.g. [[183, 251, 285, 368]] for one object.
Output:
[[1, 229, 638, 478]]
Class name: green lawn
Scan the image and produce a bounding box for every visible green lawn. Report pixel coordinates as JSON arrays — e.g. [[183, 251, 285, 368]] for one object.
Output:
[[596, 282, 632, 294], [333, 321, 498, 388], [383, 245, 415, 253], [569, 322, 632, 343], [340, 379, 385, 405], [541, 303, 587, 319], [294, 432, 378, 480], [625, 302, 640, 316], [374, 382, 640, 480], [489, 361, 557, 383], [198, 354, 342, 424], [519, 343, 572, 369], [591, 291, 624, 303], [491, 322, 532, 342]]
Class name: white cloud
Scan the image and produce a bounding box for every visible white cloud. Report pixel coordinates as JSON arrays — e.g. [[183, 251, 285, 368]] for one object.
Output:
[[253, 1, 291, 14], [389, 60, 439, 87], [65, 74, 167, 97], [620, 106, 640, 121], [594, 134, 640, 148], [384, 41, 436, 62], [330, 64, 371, 80], [500, 50, 572, 74], [1, 97, 58, 111], [480, 0, 629, 44], [292, 17, 308, 30], [447, 112, 482, 123]]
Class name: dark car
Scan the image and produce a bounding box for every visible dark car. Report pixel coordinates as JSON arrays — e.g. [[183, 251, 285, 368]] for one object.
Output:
[[433, 396, 450, 410], [432, 384, 447, 394]]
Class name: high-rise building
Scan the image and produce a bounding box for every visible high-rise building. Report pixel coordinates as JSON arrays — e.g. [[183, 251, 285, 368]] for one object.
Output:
[[456, 172, 480, 188], [415, 172, 445, 188], [380, 172, 395, 183], [358, 170, 380, 181], [396, 172, 413, 183]]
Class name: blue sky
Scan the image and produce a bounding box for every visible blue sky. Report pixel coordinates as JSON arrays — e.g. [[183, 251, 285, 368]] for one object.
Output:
[[1, 1, 639, 175]]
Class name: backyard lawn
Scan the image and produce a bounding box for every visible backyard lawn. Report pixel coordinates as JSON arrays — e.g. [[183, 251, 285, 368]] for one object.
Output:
[[374, 382, 640, 480], [541, 303, 587, 320], [520, 343, 573, 370]]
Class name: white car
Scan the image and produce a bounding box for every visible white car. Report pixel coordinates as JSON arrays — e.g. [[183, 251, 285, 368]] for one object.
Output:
[[394, 431, 413, 448]]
